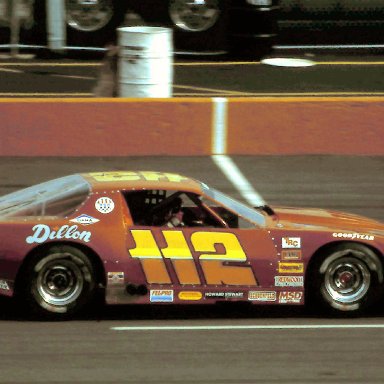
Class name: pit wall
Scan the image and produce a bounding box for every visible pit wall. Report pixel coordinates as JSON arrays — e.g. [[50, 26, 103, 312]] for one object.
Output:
[[1, 97, 383, 156]]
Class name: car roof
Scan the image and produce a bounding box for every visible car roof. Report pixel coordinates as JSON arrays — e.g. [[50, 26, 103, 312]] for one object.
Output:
[[81, 171, 203, 194]]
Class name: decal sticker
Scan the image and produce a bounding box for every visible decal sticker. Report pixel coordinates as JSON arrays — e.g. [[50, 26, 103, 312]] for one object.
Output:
[[332, 233, 374, 241], [248, 291, 276, 302], [128, 229, 257, 286], [275, 276, 304, 287], [70, 214, 100, 226], [178, 291, 203, 301], [150, 290, 174, 303], [26, 224, 91, 244], [278, 291, 303, 304], [90, 171, 188, 183], [282, 237, 301, 249], [0, 280, 9, 291], [107, 272, 125, 285], [278, 262, 304, 274], [205, 292, 244, 299], [95, 197, 115, 214], [281, 250, 302, 261]]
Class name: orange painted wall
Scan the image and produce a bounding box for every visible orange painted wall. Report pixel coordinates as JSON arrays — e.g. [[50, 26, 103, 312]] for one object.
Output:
[[227, 98, 384, 155], [0, 99, 212, 156], [1, 97, 384, 156]]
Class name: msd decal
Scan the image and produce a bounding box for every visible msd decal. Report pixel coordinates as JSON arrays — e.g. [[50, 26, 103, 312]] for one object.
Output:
[[282, 237, 301, 249], [278, 291, 303, 304]]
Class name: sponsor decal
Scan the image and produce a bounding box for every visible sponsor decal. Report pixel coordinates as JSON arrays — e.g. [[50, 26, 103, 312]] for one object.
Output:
[[95, 197, 115, 214], [282, 237, 301, 249], [90, 171, 188, 183], [278, 291, 303, 304], [128, 229, 257, 286], [278, 262, 304, 274], [281, 250, 302, 261], [26, 224, 91, 244], [275, 276, 304, 287], [107, 272, 124, 285], [332, 233, 374, 241], [205, 292, 244, 299], [178, 291, 203, 301], [248, 291, 276, 302], [0, 280, 9, 291], [70, 214, 100, 226], [150, 290, 174, 303]]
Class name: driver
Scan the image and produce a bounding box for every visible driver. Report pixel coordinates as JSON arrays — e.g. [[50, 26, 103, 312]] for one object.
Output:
[[163, 197, 184, 227]]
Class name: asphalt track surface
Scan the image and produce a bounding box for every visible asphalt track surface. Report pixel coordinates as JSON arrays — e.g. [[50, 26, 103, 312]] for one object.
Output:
[[1, 155, 384, 383], [0, 51, 384, 97]]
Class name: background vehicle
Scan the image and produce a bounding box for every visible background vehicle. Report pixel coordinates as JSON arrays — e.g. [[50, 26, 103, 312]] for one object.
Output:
[[0, 0, 279, 56], [278, 0, 384, 45]]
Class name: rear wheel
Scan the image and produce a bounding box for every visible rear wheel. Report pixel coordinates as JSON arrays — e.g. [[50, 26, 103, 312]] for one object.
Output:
[[65, 0, 128, 47], [308, 243, 384, 315], [19, 245, 97, 319]]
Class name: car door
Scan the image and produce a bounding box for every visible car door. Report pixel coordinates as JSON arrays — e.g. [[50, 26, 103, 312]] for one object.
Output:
[[124, 188, 278, 299]]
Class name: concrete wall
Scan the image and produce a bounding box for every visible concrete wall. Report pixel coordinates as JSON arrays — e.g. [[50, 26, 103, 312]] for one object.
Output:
[[1, 97, 383, 156]]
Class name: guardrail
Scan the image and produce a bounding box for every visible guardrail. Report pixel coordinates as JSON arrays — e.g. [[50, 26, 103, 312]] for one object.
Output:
[[1, 97, 383, 156]]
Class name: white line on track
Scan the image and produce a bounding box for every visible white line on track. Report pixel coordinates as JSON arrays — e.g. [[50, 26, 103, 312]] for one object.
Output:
[[211, 97, 228, 154], [111, 324, 384, 331], [212, 155, 265, 206], [0, 68, 23, 73], [210, 97, 263, 206], [52, 74, 95, 80]]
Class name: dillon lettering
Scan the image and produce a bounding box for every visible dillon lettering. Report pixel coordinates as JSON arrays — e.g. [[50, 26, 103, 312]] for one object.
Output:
[[26, 224, 91, 244]]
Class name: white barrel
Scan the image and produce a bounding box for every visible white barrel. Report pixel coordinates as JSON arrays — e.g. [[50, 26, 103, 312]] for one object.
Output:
[[117, 26, 173, 97]]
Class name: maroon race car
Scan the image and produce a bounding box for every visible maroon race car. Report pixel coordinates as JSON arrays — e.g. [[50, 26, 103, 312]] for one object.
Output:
[[0, 171, 383, 319]]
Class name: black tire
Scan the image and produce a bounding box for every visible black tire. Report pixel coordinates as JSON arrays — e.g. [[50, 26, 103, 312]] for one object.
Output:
[[307, 242, 384, 315], [127, 0, 229, 53], [169, 0, 229, 52], [18, 245, 97, 319], [65, 0, 129, 47]]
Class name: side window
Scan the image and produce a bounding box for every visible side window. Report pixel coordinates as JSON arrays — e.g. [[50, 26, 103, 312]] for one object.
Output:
[[124, 190, 236, 228], [200, 196, 254, 229]]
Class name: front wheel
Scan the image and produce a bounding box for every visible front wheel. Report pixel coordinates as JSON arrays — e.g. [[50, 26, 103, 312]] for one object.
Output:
[[18, 245, 97, 319], [308, 243, 384, 315]]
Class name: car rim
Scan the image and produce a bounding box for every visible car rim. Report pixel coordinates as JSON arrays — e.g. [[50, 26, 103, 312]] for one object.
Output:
[[66, 0, 114, 32], [169, 0, 221, 32], [34, 253, 87, 309], [322, 255, 371, 306]]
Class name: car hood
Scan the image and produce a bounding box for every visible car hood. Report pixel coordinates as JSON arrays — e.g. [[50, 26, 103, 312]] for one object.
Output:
[[272, 206, 384, 235]]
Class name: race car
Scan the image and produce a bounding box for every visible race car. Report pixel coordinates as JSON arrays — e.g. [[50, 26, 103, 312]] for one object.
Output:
[[0, 170, 383, 319]]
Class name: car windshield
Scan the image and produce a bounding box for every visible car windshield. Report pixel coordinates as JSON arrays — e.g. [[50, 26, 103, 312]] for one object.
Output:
[[201, 183, 266, 226], [0, 175, 90, 218]]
